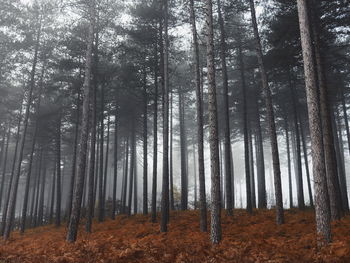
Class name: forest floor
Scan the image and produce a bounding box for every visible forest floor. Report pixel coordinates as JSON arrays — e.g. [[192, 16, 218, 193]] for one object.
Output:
[[0, 209, 350, 263]]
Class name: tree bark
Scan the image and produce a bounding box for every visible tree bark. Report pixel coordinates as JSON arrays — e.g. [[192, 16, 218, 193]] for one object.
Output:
[[189, 0, 207, 231], [55, 115, 62, 227], [151, 31, 159, 222], [160, 0, 170, 233], [66, 0, 95, 242], [111, 92, 118, 219], [284, 119, 293, 208], [296, 0, 332, 245], [128, 124, 135, 216], [206, 0, 221, 244], [217, 0, 233, 216], [0, 125, 10, 212], [249, 0, 284, 224], [143, 68, 148, 215], [67, 88, 81, 223], [3, 15, 42, 240]]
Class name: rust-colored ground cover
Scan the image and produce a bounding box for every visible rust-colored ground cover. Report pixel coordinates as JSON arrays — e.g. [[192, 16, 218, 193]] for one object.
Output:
[[0, 209, 349, 262]]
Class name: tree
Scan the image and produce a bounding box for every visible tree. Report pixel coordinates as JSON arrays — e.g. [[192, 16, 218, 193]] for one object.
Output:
[[160, 0, 169, 233], [206, 0, 221, 244], [188, 0, 207, 232], [296, 0, 331, 246], [249, 0, 284, 224], [66, 0, 96, 242]]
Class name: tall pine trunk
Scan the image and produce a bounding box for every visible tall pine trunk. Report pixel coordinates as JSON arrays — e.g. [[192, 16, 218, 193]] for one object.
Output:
[[3, 16, 42, 240], [189, 0, 207, 231], [217, 0, 233, 216], [206, 0, 221, 244], [66, 0, 95, 242], [296, 0, 331, 245], [160, 0, 170, 233], [249, 0, 283, 223]]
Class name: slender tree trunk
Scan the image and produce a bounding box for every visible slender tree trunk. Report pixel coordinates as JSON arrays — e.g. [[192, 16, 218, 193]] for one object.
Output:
[[169, 90, 174, 211], [189, 0, 207, 231], [1, 101, 23, 236], [253, 85, 266, 209], [248, 126, 256, 209], [143, 69, 148, 215], [341, 91, 350, 156], [206, 0, 221, 244], [151, 33, 159, 223], [285, 119, 293, 208], [0, 125, 10, 212], [103, 113, 110, 210], [217, 0, 233, 216], [66, 0, 95, 242], [249, 0, 284, 224], [67, 89, 81, 223], [193, 143, 198, 209], [33, 149, 43, 228], [296, 0, 331, 245], [98, 82, 105, 222], [49, 167, 56, 224], [299, 122, 314, 207], [237, 43, 252, 213], [86, 55, 98, 231], [20, 63, 45, 233], [134, 143, 138, 214], [122, 136, 129, 214], [160, 0, 170, 233], [112, 93, 118, 219], [289, 78, 305, 209], [37, 156, 47, 226], [55, 115, 62, 227], [179, 90, 188, 211], [128, 124, 135, 216], [335, 109, 349, 213], [3, 16, 42, 240]]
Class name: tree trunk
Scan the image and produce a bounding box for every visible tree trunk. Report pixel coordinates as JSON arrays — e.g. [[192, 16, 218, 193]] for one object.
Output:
[[49, 167, 56, 224], [151, 31, 159, 223], [143, 68, 148, 215], [169, 90, 174, 211], [160, 0, 170, 233], [66, 0, 95, 242], [296, 0, 331, 245], [55, 115, 62, 227], [311, 0, 341, 219], [289, 78, 305, 209], [334, 109, 349, 213], [37, 155, 47, 226], [0, 125, 10, 212], [1, 100, 23, 236], [86, 52, 98, 231], [3, 16, 42, 240], [111, 92, 118, 219], [253, 85, 266, 209], [67, 89, 81, 223], [179, 89, 188, 211], [284, 119, 293, 208], [217, 0, 233, 216], [189, 0, 207, 231], [121, 136, 129, 214], [238, 42, 252, 213], [98, 82, 105, 222], [249, 0, 284, 224], [206, 0, 221, 244], [103, 113, 110, 212], [248, 126, 256, 209], [128, 124, 135, 216], [299, 121, 314, 207]]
